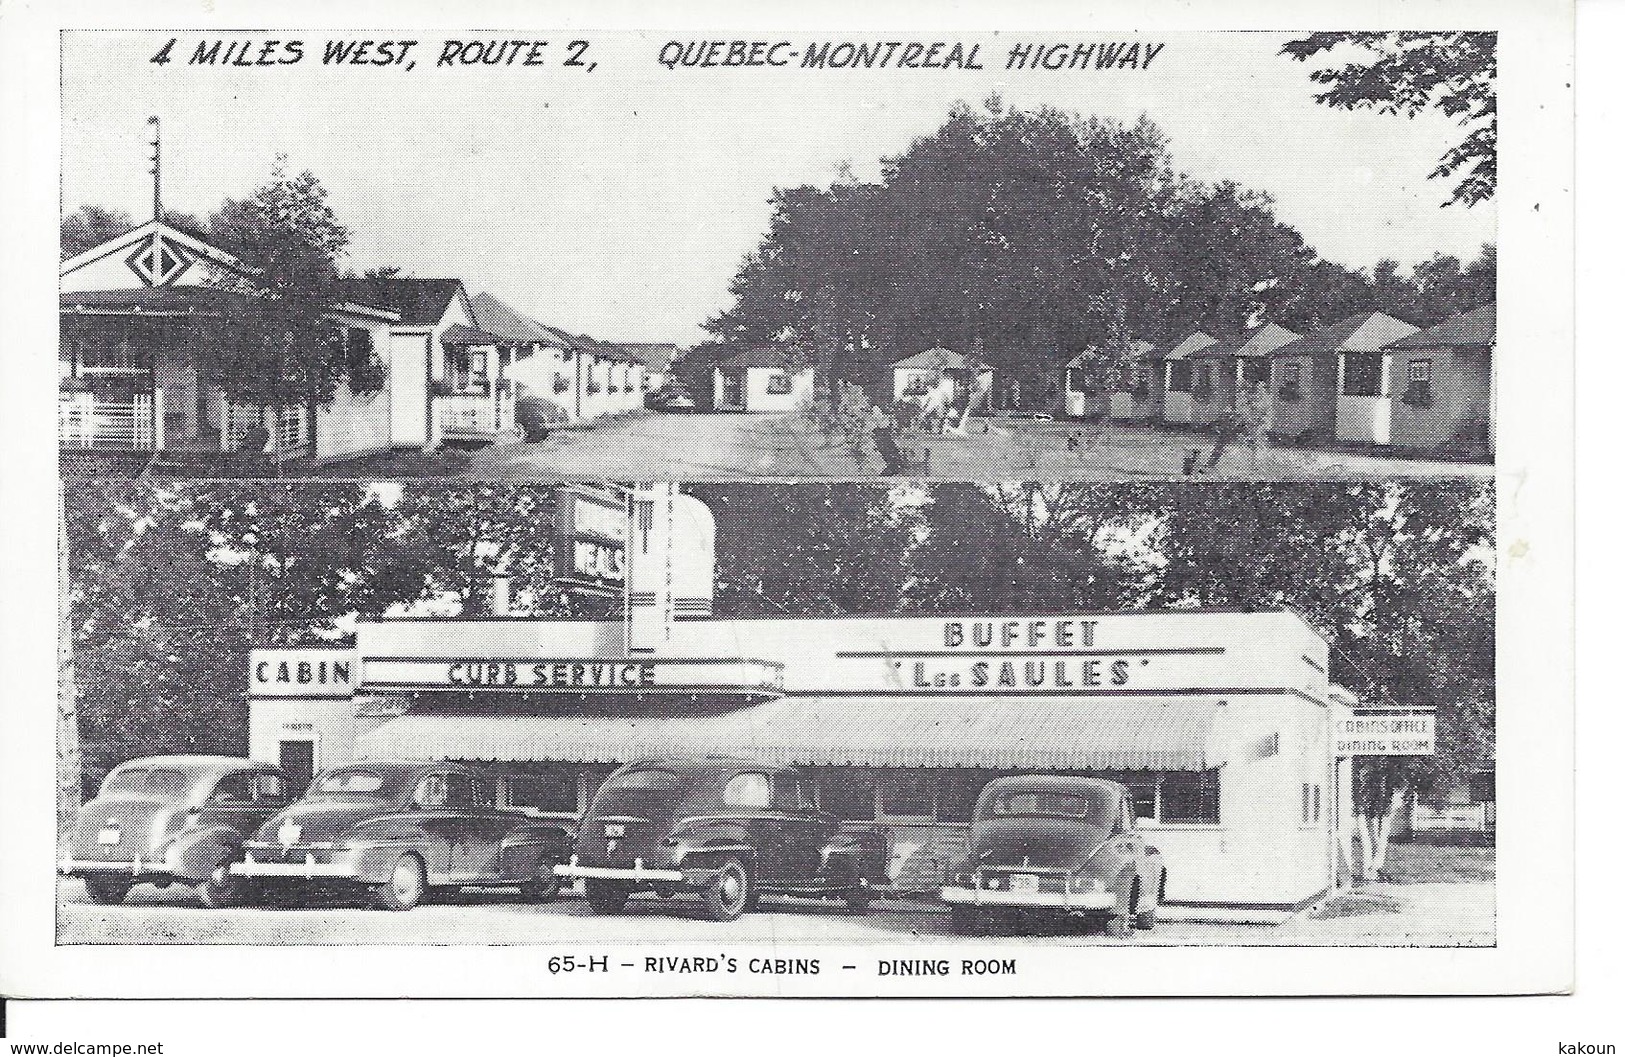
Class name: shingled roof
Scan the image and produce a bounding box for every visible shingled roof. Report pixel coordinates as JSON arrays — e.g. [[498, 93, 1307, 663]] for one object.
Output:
[[469, 291, 571, 344], [1388, 304, 1496, 349], [1271, 312, 1420, 358], [336, 277, 465, 326]]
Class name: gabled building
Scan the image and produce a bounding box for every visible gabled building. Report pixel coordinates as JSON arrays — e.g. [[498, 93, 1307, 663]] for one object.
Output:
[[61, 220, 400, 463], [1159, 332, 1219, 426], [713, 348, 815, 412], [1269, 312, 1419, 442], [1372, 304, 1495, 457], [891, 347, 994, 411], [1185, 323, 1301, 428]]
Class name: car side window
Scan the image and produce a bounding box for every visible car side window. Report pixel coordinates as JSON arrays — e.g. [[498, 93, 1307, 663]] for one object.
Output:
[[255, 773, 289, 803], [444, 774, 479, 808], [723, 772, 772, 809], [772, 775, 817, 813], [414, 774, 450, 808], [209, 772, 256, 804]]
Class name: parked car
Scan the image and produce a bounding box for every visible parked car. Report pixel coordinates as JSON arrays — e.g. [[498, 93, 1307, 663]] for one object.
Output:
[[941, 775, 1165, 937], [59, 755, 293, 908], [645, 382, 697, 412], [229, 760, 574, 911], [555, 757, 886, 921]]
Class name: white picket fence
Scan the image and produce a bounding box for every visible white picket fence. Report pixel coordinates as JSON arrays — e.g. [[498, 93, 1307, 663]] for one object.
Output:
[[219, 397, 312, 458], [436, 389, 510, 436], [59, 391, 158, 450]]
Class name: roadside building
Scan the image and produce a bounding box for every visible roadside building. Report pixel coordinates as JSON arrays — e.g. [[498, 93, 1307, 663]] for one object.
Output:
[[713, 348, 815, 412], [616, 343, 680, 393], [566, 333, 647, 420], [1159, 332, 1218, 427], [469, 291, 581, 431], [1185, 324, 1300, 429], [60, 219, 400, 464], [1103, 341, 1164, 421], [1335, 304, 1495, 458], [891, 347, 994, 412], [1269, 312, 1420, 442]]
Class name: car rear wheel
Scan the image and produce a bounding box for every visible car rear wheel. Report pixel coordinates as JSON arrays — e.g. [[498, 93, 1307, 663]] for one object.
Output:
[[701, 858, 752, 921], [1135, 873, 1163, 930], [1105, 879, 1138, 939], [373, 853, 427, 911], [520, 863, 562, 904], [845, 888, 873, 913], [950, 905, 987, 936], [197, 858, 249, 909], [584, 879, 630, 915], [82, 876, 132, 905]]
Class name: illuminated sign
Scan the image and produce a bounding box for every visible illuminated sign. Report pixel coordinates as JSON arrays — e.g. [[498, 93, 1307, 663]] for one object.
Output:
[[363, 656, 785, 696], [556, 487, 628, 591], [1335, 714, 1436, 756]]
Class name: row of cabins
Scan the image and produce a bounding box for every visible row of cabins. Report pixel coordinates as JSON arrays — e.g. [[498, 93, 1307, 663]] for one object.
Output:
[[58, 219, 670, 462], [1065, 307, 1495, 458]]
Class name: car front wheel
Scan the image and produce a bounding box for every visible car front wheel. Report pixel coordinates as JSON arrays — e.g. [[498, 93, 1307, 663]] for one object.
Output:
[[584, 879, 630, 915], [82, 876, 132, 905], [520, 863, 563, 903], [374, 853, 427, 911], [701, 858, 752, 921]]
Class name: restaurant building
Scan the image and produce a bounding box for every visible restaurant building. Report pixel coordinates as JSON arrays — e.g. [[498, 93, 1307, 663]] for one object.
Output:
[[245, 491, 1354, 911]]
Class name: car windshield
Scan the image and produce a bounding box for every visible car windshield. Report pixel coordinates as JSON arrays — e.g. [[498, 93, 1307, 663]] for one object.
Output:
[[592, 768, 688, 816], [986, 789, 1111, 822], [306, 768, 404, 802], [102, 767, 194, 799]]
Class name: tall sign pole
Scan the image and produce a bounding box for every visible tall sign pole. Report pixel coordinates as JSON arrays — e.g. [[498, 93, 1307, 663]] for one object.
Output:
[[147, 116, 162, 223]]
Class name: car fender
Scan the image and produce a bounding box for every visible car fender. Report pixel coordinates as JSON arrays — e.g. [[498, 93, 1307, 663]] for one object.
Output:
[[675, 822, 760, 867], [165, 825, 246, 881], [499, 822, 574, 877], [819, 828, 886, 883]]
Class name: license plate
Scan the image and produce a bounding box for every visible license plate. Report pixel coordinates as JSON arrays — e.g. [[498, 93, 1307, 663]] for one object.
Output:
[[603, 823, 625, 838], [97, 827, 120, 846], [1010, 874, 1040, 891]]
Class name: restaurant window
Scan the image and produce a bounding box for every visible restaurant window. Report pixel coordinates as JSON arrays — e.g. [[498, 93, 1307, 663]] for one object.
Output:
[[878, 775, 938, 821], [1159, 770, 1220, 824], [937, 777, 986, 824], [1342, 352, 1384, 397], [817, 773, 876, 822], [1166, 361, 1192, 393], [1469, 771, 1496, 803], [1121, 777, 1158, 821], [723, 772, 772, 809], [502, 774, 577, 815], [79, 340, 153, 375], [765, 370, 792, 395]]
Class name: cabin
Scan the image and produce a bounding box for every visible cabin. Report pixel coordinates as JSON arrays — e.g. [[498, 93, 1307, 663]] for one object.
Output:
[[1269, 312, 1419, 442], [1380, 304, 1495, 458], [1159, 332, 1218, 427], [891, 348, 994, 412], [712, 349, 814, 413], [60, 220, 400, 464], [1107, 341, 1163, 421], [1184, 323, 1300, 429]]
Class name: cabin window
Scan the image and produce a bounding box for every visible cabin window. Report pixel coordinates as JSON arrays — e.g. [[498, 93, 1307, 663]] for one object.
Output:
[[765, 370, 793, 395], [1190, 364, 1214, 400], [1067, 367, 1086, 394], [1343, 353, 1384, 397], [1470, 772, 1496, 803], [1403, 359, 1434, 407], [1159, 770, 1221, 824], [1278, 362, 1303, 402], [1242, 358, 1271, 386], [1120, 777, 1158, 820], [723, 772, 773, 809], [1166, 361, 1192, 393]]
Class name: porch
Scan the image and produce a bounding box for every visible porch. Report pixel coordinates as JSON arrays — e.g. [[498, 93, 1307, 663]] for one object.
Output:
[[58, 387, 313, 458], [434, 382, 515, 440]]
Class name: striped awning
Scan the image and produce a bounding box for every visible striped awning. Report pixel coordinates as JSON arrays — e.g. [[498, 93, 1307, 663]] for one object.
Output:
[[358, 695, 1232, 772]]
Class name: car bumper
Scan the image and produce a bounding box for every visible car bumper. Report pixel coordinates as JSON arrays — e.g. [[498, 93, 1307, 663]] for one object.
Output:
[[941, 885, 1116, 911], [58, 854, 173, 879], [229, 849, 360, 881], [554, 858, 685, 883]]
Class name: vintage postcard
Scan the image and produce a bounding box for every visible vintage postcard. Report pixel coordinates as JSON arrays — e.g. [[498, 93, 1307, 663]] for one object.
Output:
[[1, 0, 1573, 1005]]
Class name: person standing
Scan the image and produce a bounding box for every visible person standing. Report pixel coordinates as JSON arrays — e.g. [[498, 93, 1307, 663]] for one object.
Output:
[[871, 403, 907, 475]]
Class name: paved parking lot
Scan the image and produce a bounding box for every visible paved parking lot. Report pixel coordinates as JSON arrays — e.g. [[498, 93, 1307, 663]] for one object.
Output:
[[56, 877, 1492, 947], [465, 412, 1493, 481]]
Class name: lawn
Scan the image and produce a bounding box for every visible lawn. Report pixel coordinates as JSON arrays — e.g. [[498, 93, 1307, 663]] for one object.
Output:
[[1368, 839, 1497, 885]]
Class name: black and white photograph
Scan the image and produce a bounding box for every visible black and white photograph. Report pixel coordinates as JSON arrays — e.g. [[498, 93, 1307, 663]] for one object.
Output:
[[2, 0, 1579, 1021], [57, 30, 1497, 481], [55, 480, 1493, 948]]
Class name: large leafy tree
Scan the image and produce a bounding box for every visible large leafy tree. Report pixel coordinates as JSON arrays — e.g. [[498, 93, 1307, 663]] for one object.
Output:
[[204, 159, 366, 411], [1281, 32, 1497, 207]]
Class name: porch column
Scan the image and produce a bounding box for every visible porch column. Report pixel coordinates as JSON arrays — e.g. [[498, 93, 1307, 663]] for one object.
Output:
[[153, 388, 165, 451]]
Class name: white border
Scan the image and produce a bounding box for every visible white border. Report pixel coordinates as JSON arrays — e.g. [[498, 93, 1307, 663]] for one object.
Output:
[[0, 0, 1572, 1000]]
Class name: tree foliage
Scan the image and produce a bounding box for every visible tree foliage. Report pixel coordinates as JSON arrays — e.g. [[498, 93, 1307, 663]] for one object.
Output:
[[1281, 32, 1497, 207], [707, 100, 1496, 399]]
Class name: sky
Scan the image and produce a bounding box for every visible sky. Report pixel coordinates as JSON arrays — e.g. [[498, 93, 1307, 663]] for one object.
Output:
[[62, 31, 1496, 346]]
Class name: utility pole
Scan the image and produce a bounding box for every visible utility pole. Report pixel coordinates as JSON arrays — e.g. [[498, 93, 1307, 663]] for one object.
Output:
[[147, 116, 162, 223]]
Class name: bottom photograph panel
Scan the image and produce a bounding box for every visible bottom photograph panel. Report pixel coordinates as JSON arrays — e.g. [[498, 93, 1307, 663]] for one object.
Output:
[[57, 480, 1493, 948]]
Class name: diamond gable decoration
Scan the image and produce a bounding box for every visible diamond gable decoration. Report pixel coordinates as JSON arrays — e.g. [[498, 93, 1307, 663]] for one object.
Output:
[[125, 232, 194, 287]]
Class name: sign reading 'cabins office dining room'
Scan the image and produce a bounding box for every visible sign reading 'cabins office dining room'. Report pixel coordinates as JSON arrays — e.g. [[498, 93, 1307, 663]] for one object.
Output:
[[350, 610, 1329, 699]]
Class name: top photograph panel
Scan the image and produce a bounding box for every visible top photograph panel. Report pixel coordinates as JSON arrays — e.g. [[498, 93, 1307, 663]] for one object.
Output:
[[59, 30, 1495, 481]]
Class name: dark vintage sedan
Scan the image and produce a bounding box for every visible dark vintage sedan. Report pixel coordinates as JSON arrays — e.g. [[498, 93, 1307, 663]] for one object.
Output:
[[942, 775, 1166, 937], [554, 757, 887, 921], [228, 760, 574, 910], [59, 755, 293, 907]]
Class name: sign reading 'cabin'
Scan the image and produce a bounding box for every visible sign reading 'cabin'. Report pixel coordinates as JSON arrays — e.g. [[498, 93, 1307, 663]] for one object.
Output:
[[249, 650, 358, 698]]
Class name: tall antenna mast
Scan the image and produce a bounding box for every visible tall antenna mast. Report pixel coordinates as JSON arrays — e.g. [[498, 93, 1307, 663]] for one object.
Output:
[[147, 116, 161, 223]]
